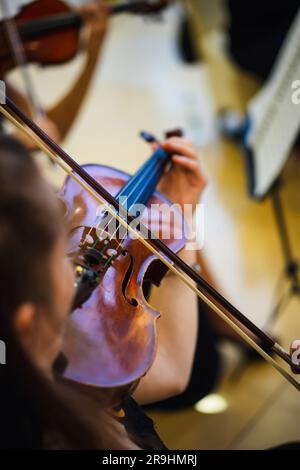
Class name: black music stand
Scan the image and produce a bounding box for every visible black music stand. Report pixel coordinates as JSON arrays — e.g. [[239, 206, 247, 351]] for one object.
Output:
[[244, 137, 300, 327], [267, 179, 300, 327]]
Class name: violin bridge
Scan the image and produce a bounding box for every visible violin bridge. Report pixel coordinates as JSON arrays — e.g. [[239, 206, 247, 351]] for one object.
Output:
[[78, 226, 124, 271]]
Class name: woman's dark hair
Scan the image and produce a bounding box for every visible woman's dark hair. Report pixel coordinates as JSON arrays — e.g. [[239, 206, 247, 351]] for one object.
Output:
[[0, 136, 131, 450]]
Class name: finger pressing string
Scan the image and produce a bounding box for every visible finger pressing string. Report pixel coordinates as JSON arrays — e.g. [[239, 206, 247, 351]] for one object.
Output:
[[171, 155, 202, 171], [161, 142, 197, 160], [163, 136, 193, 147]]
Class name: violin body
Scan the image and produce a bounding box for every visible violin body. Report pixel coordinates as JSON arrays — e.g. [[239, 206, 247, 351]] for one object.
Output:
[[0, 0, 80, 77], [60, 163, 187, 395]]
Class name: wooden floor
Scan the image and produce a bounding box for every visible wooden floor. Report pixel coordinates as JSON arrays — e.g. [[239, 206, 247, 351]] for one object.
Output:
[[8, 5, 300, 449]]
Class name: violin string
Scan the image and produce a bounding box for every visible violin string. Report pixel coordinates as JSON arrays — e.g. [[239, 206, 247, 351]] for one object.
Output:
[[88, 154, 162, 258], [84, 151, 163, 249], [88, 140, 169, 251], [92, 153, 165, 255], [111, 155, 172, 252], [105, 156, 164, 248], [1, 104, 299, 391]]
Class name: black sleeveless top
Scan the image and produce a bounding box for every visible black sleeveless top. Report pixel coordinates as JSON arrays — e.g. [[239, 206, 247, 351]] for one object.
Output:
[[121, 397, 167, 450]]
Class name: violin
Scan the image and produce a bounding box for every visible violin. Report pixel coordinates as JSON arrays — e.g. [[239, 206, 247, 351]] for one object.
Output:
[[0, 0, 169, 148], [1, 95, 300, 404], [61, 144, 186, 397], [0, 0, 169, 76]]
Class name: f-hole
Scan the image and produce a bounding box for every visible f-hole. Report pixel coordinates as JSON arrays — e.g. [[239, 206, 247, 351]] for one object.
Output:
[[122, 251, 138, 307]]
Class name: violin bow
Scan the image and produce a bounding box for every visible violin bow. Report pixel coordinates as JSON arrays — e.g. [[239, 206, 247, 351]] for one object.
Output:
[[0, 94, 300, 392]]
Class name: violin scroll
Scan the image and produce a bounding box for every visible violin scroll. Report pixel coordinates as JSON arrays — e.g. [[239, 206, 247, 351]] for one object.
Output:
[[110, 0, 170, 16]]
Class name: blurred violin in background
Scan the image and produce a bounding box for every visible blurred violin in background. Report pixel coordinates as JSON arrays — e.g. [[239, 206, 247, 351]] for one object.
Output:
[[0, 0, 169, 76], [0, 0, 170, 148]]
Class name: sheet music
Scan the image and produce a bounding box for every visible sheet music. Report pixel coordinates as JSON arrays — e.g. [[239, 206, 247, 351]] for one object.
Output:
[[245, 7, 300, 199]]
